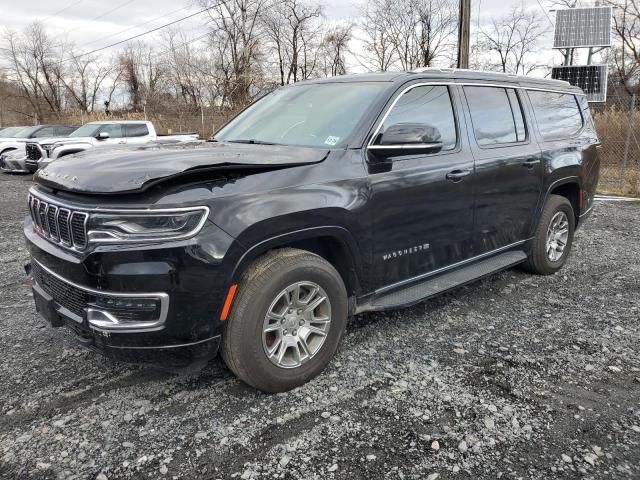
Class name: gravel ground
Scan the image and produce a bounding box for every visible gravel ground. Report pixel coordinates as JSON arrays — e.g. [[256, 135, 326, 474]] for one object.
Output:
[[1, 173, 639, 480]]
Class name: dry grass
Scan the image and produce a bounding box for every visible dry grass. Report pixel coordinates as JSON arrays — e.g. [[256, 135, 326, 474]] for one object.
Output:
[[593, 110, 640, 197]]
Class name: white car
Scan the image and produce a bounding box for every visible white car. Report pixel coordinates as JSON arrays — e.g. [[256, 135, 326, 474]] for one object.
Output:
[[0, 149, 29, 173], [25, 120, 200, 171], [0, 125, 78, 159]]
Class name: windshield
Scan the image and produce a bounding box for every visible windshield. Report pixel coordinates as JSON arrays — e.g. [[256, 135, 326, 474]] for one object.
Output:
[[0, 127, 26, 138], [14, 126, 41, 138], [215, 82, 387, 148], [69, 124, 102, 138]]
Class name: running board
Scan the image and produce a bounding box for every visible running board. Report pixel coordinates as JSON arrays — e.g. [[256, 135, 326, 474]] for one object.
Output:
[[370, 250, 528, 310]]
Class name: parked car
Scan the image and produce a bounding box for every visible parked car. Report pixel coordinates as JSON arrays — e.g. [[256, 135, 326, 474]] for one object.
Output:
[[25, 121, 199, 171], [0, 125, 78, 173], [0, 150, 29, 173], [0, 126, 28, 138], [0, 125, 78, 159], [24, 69, 600, 392]]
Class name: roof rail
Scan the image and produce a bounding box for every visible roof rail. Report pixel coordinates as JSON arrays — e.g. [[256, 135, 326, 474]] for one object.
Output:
[[410, 67, 518, 78], [409, 67, 571, 87]]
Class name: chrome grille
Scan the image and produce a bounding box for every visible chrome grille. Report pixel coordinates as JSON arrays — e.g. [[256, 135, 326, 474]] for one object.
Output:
[[28, 192, 89, 251], [26, 143, 42, 160]]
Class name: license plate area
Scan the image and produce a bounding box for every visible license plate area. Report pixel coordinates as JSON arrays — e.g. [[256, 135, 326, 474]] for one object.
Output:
[[33, 283, 64, 327]]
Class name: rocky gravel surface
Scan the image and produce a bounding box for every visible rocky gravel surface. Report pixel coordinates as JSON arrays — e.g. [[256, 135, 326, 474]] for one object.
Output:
[[1, 173, 639, 479]]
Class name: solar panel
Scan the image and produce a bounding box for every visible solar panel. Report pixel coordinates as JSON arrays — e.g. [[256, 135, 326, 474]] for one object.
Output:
[[551, 64, 608, 102], [553, 7, 612, 49]]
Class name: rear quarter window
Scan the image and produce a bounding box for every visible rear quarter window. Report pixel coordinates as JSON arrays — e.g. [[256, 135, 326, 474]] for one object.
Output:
[[528, 91, 583, 141]]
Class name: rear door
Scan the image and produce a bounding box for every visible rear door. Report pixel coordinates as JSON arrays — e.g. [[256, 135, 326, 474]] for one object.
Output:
[[462, 85, 544, 254], [368, 83, 476, 289]]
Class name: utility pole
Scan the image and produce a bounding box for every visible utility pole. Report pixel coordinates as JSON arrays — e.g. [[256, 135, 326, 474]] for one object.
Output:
[[457, 0, 471, 69]]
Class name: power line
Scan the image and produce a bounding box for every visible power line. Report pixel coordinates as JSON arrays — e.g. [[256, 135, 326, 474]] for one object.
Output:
[[536, 0, 555, 26], [70, 6, 212, 61], [68, 0, 137, 33], [42, 0, 85, 22], [82, 6, 187, 47]]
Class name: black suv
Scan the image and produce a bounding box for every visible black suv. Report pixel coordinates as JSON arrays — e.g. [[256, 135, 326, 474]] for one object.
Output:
[[25, 69, 600, 392]]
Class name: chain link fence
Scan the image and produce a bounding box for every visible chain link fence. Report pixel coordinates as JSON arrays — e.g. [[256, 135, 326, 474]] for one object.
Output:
[[591, 91, 640, 197]]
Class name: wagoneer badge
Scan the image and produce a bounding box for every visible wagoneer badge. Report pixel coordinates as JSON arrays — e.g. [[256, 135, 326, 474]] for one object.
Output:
[[382, 243, 430, 261]]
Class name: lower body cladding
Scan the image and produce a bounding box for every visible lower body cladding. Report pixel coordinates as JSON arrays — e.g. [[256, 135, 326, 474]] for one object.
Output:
[[24, 218, 240, 366]]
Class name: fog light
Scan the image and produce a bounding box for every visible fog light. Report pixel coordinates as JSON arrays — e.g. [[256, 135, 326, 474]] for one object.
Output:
[[87, 293, 168, 331]]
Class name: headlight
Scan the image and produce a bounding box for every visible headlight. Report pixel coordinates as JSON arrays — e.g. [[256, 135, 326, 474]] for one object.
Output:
[[87, 207, 209, 243]]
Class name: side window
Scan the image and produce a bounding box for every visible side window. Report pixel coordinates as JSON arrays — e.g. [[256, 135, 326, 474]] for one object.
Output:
[[377, 85, 457, 151], [126, 123, 150, 137], [464, 86, 526, 146], [56, 126, 76, 136], [100, 124, 123, 138], [528, 91, 583, 140], [32, 126, 57, 138]]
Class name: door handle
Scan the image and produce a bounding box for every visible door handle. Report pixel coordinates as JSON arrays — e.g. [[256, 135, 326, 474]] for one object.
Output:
[[522, 159, 540, 168], [118, 141, 126, 144], [446, 169, 472, 182]]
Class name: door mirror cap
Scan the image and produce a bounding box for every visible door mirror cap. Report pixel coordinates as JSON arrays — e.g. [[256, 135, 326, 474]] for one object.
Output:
[[97, 132, 110, 140], [369, 123, 443, 159]]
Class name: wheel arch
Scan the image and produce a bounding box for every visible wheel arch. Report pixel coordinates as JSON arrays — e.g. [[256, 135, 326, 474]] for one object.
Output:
[[548, 178, 581, 226], [230, 226, 364, 299]]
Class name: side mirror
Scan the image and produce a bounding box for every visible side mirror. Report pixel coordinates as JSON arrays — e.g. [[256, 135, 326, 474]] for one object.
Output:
[[97, 132, 110, 140], [368, 123, 443, 159]]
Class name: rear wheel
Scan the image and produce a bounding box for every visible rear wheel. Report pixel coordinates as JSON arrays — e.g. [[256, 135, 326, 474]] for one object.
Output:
[[221, 248, 348, 392], [523, 194, 575, 275]]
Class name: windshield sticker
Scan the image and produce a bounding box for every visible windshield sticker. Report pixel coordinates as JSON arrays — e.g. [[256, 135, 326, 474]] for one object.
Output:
[[324, 136, 340, 146]]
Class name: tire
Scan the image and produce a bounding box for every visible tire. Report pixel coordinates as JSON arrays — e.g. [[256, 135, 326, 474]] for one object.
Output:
[[221, 248, 348, 393], [523, 194, 575, 275]]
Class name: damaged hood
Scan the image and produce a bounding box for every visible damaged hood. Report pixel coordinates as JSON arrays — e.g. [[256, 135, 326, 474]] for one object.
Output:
[[34, 142, 329, 194]]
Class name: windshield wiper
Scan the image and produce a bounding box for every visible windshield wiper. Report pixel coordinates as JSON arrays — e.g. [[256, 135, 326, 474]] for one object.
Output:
[[226, 139, 279, 146]]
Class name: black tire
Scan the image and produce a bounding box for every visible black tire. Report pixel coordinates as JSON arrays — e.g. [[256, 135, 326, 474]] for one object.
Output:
[[523, 194, 575, 275], [221, 248, 348, 393]]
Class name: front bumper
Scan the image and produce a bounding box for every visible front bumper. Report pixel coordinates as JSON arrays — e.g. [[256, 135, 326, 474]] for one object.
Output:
[[24, 214, 242, 363], [0, 154, 29, 173]]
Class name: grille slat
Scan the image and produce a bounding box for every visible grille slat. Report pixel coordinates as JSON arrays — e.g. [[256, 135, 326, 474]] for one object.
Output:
[[28, 193, 87, 251], [58, 209, 72, 245], [70, 212, 88, 248], [26, 143, 42, 160], [47, 205, 59, 240]]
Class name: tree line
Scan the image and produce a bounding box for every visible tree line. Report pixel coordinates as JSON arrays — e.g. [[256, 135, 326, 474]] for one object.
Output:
[[2, 0, 639, 125]]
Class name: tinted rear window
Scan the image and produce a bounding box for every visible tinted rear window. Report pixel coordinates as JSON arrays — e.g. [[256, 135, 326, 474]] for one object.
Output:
[[464, 86, 525, 146], [528, 91, 583, 140], [126, 123, 150, 137]]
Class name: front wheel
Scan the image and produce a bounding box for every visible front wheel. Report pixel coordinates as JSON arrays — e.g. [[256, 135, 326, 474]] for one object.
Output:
[[523, 194, 575, 275], [221, 248, 348, 392]]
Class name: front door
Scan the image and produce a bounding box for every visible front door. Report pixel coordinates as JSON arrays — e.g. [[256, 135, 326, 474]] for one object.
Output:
[[461, 85, 544, 254], [368, 84, 476, 290]]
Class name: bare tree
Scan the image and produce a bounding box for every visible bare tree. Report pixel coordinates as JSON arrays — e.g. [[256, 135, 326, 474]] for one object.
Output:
[[321, 24, 352, 76], [608, 0, 640, 92], [359, 0, 397, 71], [62, 53, 117, 113], [118, 42, 165, 111], [479, 5, 547, 75], [263, 0, 323, 85], [201, 0, 268, 110], [359, 0, 456, 71], [2, 22, 66, 121]]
